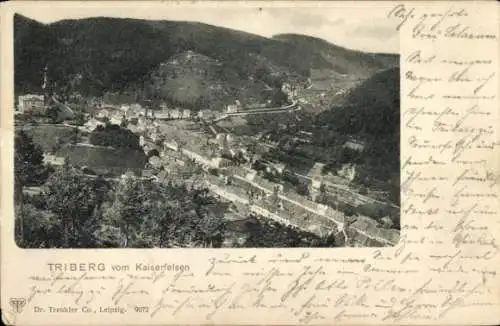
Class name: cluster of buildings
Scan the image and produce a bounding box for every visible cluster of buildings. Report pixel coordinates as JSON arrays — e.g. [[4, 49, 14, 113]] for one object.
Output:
[[130, 115, 252, 184], [16, 65, 398, 247], [16, 93, 76, 121], [83, 101, 231, 133], [16, 67, 78, 121], [206, 163, 399, 246], [160, 131, 247, 171]]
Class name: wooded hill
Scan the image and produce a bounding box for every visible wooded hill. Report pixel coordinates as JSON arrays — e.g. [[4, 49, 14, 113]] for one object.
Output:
[[15, 14, 398, 109], [315, 67, 400, 203]]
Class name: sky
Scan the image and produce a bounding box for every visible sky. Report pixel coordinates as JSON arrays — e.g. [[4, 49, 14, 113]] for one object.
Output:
[[12, 1, 399, 53]]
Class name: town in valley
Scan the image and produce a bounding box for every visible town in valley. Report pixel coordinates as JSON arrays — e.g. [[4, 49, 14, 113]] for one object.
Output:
[[14, 14, 400, 248]]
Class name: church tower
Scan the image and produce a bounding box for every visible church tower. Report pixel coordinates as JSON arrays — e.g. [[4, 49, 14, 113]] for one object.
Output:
[[42, 65, 50, 106]]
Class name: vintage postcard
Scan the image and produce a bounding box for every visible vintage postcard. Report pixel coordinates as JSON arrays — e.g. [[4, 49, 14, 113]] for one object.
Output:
[[1, 1, 499, 325]]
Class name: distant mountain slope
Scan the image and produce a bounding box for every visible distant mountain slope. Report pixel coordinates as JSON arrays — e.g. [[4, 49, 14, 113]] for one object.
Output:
[[325, 67, 400, 137], [14, 14, 398, 110], [315, 67, 400, 199], [273, 34, 399, 77], [274, 34, 399, 112]]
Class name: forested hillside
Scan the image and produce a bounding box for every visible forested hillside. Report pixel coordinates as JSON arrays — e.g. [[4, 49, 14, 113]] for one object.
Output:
[[315, 67, 400, 203], [273, 34, 398, 77], [14, 14, 397, 110]]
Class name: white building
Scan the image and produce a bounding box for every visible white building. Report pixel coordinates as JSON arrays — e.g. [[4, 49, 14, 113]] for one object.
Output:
[[153, 110, 170, 120], [164, 140, 179, 152], [311, 178, 323, 191], [96, 109, 110, 119], [182, 109, 191, 119], [338, 164, 357, 182], [18, 94, 45, 113], [344, 139, 365, 152], [226, 99, 242, 113], [120, 104, 130, 112], [109, 113, 125, 126], [43, 154, 65, 166], [84, 118, 106, 132], [137, 116, 148, 126], [270, 163, 285, 174], [226, 133, 235, 146], [169, 109, 181, 119], [281, 83, 298, 100], [316, 203, 328, 215], [226, 104, 238, 113]]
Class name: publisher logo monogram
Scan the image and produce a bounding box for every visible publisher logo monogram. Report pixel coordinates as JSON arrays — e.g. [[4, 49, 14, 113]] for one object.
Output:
[[9, 298, 26, 313]]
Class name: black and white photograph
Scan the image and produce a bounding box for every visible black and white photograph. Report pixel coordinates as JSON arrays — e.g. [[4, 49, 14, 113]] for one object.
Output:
[[13, 7, 400, 249]]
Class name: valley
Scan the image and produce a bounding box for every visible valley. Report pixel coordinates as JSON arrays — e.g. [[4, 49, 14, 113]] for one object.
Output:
[[14, 14, 400, 248]]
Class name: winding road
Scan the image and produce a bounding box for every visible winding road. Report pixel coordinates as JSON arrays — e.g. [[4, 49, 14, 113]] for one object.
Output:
[[211, 101, 300, 122]]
